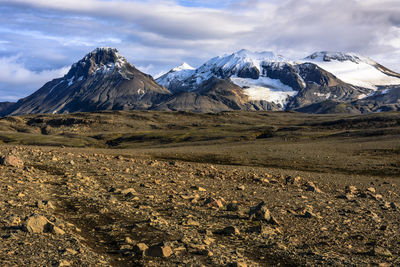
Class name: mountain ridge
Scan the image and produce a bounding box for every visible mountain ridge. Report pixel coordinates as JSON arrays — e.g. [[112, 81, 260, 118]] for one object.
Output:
[[1, 48, 400, 115]]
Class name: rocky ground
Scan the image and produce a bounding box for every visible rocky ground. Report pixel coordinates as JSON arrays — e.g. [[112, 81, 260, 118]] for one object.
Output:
[[0, 145, 399, 266]]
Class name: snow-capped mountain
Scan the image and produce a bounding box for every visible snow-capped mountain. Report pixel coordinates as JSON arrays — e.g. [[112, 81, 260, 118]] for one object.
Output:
[[160, 49, 375, 109], [156, 62, 195, 89], [1, 48, 399, 115], [156, 49, 400, 112], [303, 51, 400, 90], [192, 49, 288, 82], [160, 49, 301, 107], [5, 48, 171, 115]]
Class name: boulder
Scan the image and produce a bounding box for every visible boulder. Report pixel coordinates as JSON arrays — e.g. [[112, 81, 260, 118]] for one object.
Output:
[[0, 155, 23, 168]]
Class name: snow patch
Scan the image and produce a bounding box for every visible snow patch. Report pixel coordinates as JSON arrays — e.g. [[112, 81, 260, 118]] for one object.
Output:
[[49, 80, 64, 94], [313, 92, 331, 98], [137, 88, 145, 100], [67, 76, 75, 87], [231, 76, 297, 107]]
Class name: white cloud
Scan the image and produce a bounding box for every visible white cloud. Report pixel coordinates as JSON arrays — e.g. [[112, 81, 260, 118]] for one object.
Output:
[[0, 0, 399, 101], [2, 0, 253, 39], [0, 55, 69, 101]]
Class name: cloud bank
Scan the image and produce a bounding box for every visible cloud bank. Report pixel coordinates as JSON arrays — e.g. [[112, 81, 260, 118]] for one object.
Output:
[[0, 0, 399, 101]]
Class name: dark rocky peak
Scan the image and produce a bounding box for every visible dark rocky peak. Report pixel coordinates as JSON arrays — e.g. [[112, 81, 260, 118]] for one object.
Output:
[[296, 63, 338, 86], [261, 62, 304, 91], [66, 47, 129, 79]]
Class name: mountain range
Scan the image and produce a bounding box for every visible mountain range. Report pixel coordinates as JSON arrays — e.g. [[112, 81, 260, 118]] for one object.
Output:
[[1, 47, 400, 116]]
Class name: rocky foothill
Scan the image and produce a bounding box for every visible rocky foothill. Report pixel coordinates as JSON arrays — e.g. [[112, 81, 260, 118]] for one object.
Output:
[[0, 145, 399, 266]]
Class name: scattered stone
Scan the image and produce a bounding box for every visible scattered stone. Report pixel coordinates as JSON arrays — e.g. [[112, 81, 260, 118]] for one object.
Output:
[[373, 247, 392, 257], [295, 206, 319, 219], [381, 201, 391, 210], [57, 260, 71, 267], [5, 215, 21, 226], [303, 210, 316, 218], [147, 244, 173, 258], [285, 176, 301, 185], [191, 186, 206, 192], [203, 236, 215, 246], [370, 212, 382, 223], [343, 193, 355, 200], [345, 185, 358, 195], [120, 188, 136, 196], [214, 226, 240, 236], [183, 218, 200, 226], [249, 201, 278, 224], [37, 200, 55, 210], [204, 197, 224, 208], [305, 181, 322, 193], [52, 226, 65, 235], [237, 185, 245, 191], [133, 243, 149, 255], [63, 248, 78, 255], [228, 261, 248, 267], [227, 202, 239, 212], [125, 237, 135, 245], [249, 201, 270, 221], [367, 187, 376, 194], [174, 246, 186, 255], [371, 194, 383, 201]]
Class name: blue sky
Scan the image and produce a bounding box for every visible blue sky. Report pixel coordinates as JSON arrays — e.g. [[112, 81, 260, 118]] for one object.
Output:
[[0, 0, 399, 101]]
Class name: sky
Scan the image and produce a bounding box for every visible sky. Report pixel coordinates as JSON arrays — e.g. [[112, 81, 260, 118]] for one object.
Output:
[[0, 0, 399, 101]]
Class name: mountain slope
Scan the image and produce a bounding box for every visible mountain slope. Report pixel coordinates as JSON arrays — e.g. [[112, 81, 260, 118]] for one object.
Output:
[[0, 102, 15, 116], [155, 77, 281, 112], [6, 48, 171, 115]]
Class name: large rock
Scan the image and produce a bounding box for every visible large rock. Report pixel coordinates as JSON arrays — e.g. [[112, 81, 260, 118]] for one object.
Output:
[[23, 214, 52, 233], [248, 201, 278, 224], [0, 155, 23, 168], [146, 244, 173, 258], [132, 243, 149, 256], [23, 214, 64, 235]]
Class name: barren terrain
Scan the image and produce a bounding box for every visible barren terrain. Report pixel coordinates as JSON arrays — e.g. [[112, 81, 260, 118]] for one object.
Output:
[[0, 111, 399, 266]]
